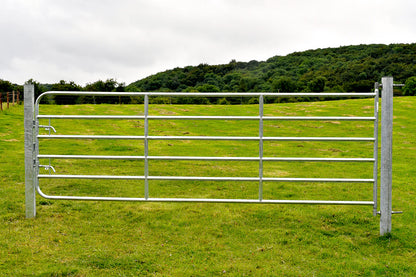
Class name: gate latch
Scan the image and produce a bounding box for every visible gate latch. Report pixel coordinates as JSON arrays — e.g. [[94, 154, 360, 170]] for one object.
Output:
[[39, 125, 57, 133], [39, 165, 56, 173]]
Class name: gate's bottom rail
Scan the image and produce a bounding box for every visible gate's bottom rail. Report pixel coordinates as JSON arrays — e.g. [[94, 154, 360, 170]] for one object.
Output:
[[37, 174, 375, 204], [36, 191, 375, 206]]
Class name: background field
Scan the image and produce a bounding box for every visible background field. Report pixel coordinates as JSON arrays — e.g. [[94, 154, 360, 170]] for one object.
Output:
[[1, 97, 415, 276]]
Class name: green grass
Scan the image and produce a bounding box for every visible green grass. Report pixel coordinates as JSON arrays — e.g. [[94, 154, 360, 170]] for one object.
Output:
[[1, 98, 416, 276]]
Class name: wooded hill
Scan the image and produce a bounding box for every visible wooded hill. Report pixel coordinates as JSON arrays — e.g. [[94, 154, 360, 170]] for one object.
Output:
[[127, 43, 416, 94], [1, 43, 415, 105]]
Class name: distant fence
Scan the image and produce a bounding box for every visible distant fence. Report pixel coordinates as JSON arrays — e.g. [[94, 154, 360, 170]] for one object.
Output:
[[0, 91, 20, 111], [24, 77, 395, 236]]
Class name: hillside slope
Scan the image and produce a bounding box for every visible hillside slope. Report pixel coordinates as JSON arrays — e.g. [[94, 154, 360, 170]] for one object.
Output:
[[127, 43, 416, 93]]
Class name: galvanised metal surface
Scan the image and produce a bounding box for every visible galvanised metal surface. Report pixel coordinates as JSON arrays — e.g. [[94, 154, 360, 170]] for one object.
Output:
[[144, 94, 149, 200], [24, 84, 35, 218], [38, 175, 375, 183], [33, 186, 374, 205], [32, 91, 379, 207], [37, 135, 376, 141], [373, 83, 380, 216], [37, 115, 376, 120], [380, 77, 393, 235], [37, 154, 375, 162], [258, 95, 264, 201], [35, 91, 377, 100]]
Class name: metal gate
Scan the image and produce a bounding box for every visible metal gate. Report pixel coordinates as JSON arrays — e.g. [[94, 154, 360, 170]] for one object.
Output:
[[25, 77, 394, 235]]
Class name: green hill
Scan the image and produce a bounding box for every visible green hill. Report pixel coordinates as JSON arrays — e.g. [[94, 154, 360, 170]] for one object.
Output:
[[127, 43, 416, 93]]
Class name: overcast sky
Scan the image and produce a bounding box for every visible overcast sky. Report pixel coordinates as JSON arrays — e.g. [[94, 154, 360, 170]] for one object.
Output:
[[1, 0, 415, 85]]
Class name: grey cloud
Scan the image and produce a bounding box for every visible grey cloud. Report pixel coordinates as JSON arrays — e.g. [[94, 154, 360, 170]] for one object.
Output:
[[1, 0, 415, 85]]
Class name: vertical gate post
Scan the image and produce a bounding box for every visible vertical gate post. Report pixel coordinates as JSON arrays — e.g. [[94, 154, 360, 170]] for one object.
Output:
[[380, 76, 393, 235], [24, 84, 36, 218], [144, 94, 149, 200], [258, 95, 264, 201]]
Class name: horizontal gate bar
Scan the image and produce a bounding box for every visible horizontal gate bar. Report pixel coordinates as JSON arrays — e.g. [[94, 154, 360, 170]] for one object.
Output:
[[37, 154, 375, 162], [38, 174, 374, 183], [37, 91, 377, 100], [37, 115, 376, 121], [37, 135, 375, 141], [36, 189, 375, 206]]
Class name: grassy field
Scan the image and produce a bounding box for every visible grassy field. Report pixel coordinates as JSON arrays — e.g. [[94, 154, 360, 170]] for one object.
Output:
[[1, 97, 415, 276]]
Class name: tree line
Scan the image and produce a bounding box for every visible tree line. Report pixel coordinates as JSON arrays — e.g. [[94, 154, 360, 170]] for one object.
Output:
[[126, 43, 416, 98], [1, 43, 415, 105], [0, 79, 128, 105]]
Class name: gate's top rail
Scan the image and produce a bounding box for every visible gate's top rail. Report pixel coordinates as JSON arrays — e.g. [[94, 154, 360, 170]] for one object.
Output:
[[35, 91, 377, 105]]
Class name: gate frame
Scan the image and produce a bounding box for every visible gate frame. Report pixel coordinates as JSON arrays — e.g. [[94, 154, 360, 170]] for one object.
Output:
[[24, 77, 394, 235]]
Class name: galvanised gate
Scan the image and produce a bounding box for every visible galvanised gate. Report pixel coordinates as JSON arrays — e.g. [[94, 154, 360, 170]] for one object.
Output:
[[25, 77, 395, 235]]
